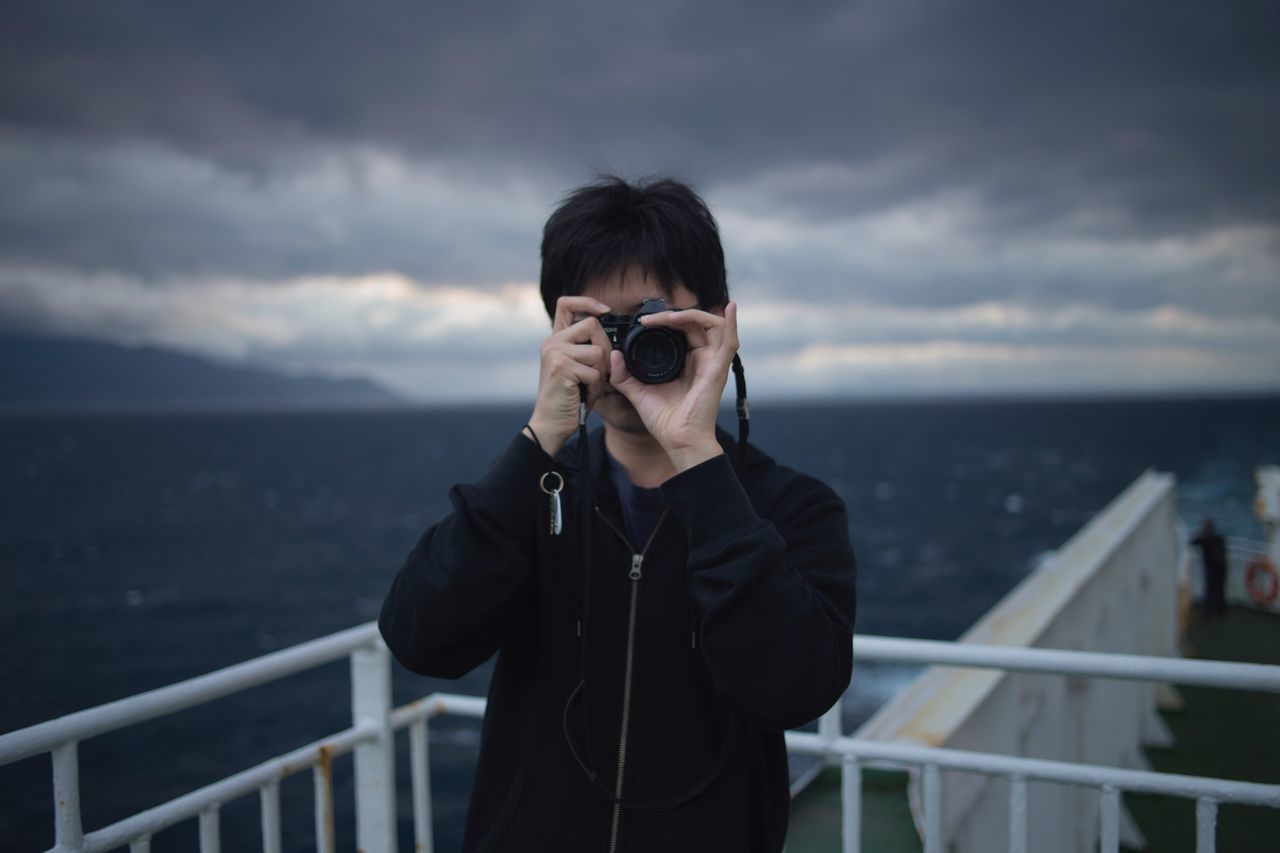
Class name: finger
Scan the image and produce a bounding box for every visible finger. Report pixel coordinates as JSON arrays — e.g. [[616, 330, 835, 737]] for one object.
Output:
[[660, 304, 737, 354], [564, 361, 601, 390], [554, 316, 610, 345], [640, 307, 724, 330], [553, 295, 611, 332], [724, 301, 739, 352], [608, 348, 635, 393], [561, 343, 607, 369], [638, 309, 713, 348], [587, 320, 614, 380]]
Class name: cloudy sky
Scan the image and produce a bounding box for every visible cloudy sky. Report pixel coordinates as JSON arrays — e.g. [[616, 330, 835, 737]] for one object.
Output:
[[2, 1, 1277, 402]]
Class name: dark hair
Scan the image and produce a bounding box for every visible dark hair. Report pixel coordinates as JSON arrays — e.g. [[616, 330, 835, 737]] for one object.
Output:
[[539, 175, 729, 318]]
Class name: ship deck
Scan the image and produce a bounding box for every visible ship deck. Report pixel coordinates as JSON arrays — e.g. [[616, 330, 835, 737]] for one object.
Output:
[[785, 604, 1280, 852], [1128, 604, 1280, 851]]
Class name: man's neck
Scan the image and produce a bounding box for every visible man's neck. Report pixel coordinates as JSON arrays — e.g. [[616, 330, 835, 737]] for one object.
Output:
[[603, 424, 677, 489]]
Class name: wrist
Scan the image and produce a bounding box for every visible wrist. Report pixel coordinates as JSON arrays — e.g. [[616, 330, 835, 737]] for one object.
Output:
[[527, 414, 574, 457], [668, 440, 724, 473]]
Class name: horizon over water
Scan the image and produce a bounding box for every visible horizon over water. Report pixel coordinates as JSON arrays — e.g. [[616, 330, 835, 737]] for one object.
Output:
[[2, 394, 1277, 851]]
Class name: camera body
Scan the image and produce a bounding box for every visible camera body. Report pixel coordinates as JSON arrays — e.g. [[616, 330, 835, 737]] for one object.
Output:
[[598, 298, 688, 384]]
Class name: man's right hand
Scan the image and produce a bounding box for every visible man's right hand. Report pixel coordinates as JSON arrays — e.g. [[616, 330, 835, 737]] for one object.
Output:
[[526, 295, 612, 457]]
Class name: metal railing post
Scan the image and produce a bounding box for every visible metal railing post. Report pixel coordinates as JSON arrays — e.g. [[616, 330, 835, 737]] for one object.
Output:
[[351, 641, 397, 853], [1008, 774, 1027, 853], [410, 718, 435, 853], [1100, 785, 1119, 852], [1195, 798, 1218, 853], [841, 754, 861, 853], [922, 763, 941, 853], [260, 781, 282, 853], [314, 763, 335, 853], [52, 740, 83, 851], [198, 805, 220, 853], [818, 697, 842, 752]]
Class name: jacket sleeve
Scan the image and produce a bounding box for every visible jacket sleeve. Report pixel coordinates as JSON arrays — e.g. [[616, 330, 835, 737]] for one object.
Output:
[[378, 432, 549, 679], [660, 453, 857, 731]]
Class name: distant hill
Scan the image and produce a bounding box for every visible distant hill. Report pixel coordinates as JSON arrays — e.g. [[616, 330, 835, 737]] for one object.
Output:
[[0, 332, 408, 411]]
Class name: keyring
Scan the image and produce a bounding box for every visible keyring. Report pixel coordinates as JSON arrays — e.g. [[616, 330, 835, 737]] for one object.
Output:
[[540, 471, 564, 494]]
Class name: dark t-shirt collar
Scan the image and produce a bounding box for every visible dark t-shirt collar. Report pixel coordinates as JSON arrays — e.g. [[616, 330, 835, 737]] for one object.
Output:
[[604, 448, 666, 549]]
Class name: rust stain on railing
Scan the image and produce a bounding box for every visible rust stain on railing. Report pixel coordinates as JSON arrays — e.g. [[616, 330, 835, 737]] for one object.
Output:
[[318, 744, 335, 853], [317, 743, 333, 780]]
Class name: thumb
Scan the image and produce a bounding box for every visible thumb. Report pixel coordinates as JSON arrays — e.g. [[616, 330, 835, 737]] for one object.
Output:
[[609, 349, 639, 398]]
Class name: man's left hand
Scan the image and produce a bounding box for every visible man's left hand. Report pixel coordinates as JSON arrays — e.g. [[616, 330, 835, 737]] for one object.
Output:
[[608, 301, 739, 472]]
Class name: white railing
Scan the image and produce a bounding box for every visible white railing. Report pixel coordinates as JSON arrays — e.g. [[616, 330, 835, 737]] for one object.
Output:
[[4, 626, 1280, 853], [819, 636, 1280, 853], [0, 623, 395, 853]]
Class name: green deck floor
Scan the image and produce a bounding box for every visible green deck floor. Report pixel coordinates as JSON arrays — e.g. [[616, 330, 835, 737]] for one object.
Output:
[[785, 766, 920, 853], [784, 605, 1280, 852], [1123, 605, 1280, 852]]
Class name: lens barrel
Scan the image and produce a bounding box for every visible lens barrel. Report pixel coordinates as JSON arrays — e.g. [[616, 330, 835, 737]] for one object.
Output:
[[624, 325, 686, 384]]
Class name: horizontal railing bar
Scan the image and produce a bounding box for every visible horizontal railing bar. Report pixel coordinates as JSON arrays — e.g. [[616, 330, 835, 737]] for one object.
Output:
[[390, 692, 487, 730], [852, 635, 1280, 693], [10, 621, 1276, 772], [784, 732, 1280, 807], [57, 724, 374, 853], [1, 623, 381, 766]]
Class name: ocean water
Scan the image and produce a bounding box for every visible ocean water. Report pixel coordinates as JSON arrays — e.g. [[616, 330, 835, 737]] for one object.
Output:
[[1, 396, 1276, 851]]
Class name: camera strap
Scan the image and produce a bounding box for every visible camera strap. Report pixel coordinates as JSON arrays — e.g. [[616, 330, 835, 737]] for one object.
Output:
[[731, 353, 748, 471]]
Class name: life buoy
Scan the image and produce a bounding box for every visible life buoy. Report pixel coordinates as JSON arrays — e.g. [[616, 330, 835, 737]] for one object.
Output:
[[1245, 556, 1279, 606]]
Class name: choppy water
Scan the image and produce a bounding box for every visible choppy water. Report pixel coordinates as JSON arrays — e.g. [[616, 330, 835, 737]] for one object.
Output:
[[2, 396, 1276, 851]]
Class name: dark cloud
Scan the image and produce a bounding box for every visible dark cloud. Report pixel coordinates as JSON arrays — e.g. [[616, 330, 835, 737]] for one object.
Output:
[[4, 1, 1278, 231], [1, 0, 1278, 398], [0, 131, 550, 282]]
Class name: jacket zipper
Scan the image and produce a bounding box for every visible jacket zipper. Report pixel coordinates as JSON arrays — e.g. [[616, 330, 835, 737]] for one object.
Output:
[[594, 506, 667, 853]]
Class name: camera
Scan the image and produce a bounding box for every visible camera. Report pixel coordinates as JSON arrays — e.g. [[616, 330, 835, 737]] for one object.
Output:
[[598, 298, 687, 384]]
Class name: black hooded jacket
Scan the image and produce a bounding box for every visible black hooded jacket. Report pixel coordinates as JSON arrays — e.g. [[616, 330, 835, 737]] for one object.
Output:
[[379, 424, 858, 852]]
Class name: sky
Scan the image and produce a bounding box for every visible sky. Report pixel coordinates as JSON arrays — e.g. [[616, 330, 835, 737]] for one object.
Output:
[[2, 1, 1277, 402]]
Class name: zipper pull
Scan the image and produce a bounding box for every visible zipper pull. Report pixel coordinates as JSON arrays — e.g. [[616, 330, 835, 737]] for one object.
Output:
[[629, 554, 643, 580]]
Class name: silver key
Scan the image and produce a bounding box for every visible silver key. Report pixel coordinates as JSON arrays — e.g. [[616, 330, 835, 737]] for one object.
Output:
[[540, 472, 565, 536]]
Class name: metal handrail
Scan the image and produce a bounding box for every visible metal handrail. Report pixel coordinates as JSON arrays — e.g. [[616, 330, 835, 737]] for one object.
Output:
[[72, 725, 373, 853], [398, 688, 1280, 853], [0, 622, 381, 766], [7, 626, 1278, 770], [1227, 536, 1271, 553], [6, 626, 1280, 853], [851, 635, 1280, 692]]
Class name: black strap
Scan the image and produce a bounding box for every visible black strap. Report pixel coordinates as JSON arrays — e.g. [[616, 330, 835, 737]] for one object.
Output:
[[574, 383, 598, 775], [522, 422, 543, 452], [732, 353, 749, 470]]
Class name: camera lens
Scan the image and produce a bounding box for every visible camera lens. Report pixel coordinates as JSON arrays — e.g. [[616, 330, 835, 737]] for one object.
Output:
[[625, 327, 685, 383]]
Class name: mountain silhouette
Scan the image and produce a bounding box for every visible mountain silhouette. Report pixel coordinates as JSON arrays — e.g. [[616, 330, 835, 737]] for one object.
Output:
[[0, 332, 407, 411]]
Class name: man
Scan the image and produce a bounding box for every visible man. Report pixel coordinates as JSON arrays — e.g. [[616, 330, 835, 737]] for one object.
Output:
[[379, 175, 858, 852], [1191, 518, 1227, 621]]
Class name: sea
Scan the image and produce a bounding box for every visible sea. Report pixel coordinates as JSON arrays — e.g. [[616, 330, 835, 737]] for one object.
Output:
[[2, 395, 1277, 852]]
